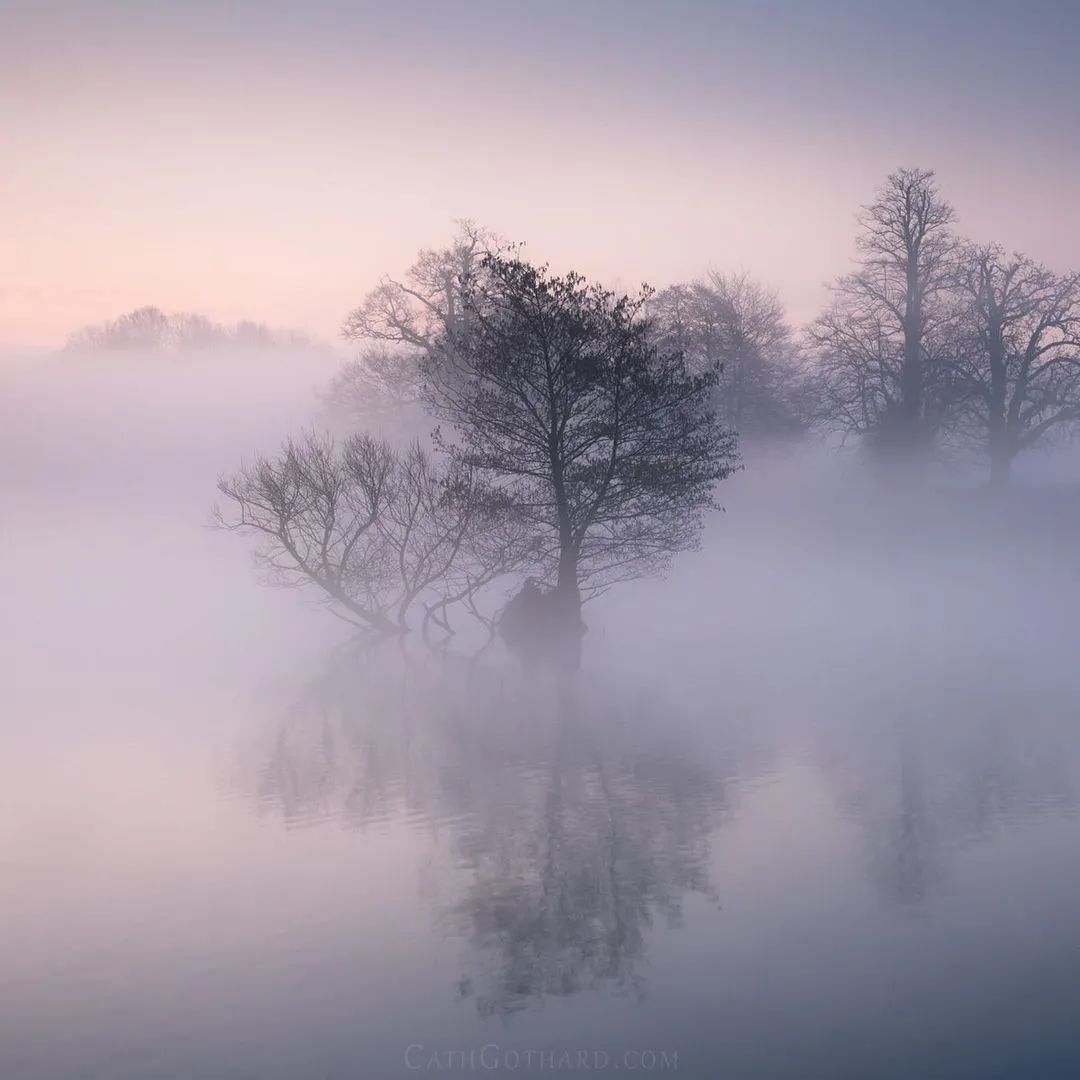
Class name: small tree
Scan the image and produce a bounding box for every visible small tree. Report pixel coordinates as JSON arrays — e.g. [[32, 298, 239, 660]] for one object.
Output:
[[215, 432, 527, 638], [953, 245, 1080, 485], [422, 254, 737, 639]]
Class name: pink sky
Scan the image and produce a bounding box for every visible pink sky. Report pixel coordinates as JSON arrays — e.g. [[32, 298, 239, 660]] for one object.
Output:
[[3, 0, 1078, 349]]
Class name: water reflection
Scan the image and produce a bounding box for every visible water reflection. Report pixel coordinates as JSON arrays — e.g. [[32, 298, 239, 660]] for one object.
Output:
[[449, 697, 726, 1014], [243, 655, 733, 1014], [230, 639, 1080, 1076], [815, 656, 1080, 906]]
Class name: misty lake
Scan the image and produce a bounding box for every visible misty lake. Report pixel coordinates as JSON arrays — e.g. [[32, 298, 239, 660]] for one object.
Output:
[[4, 363, 1080, 1080], [8, 0, 1080, 1072]]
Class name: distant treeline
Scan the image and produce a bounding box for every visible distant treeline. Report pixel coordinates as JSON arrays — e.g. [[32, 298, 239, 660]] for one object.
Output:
[[65, 305, 319, 352]]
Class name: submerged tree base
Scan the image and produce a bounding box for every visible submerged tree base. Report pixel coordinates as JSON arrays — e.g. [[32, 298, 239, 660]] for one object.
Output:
[[499, 579, 586, 672]]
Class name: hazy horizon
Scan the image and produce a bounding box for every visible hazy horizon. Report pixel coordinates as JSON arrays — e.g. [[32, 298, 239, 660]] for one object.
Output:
[[4, 0, 1080, 349]]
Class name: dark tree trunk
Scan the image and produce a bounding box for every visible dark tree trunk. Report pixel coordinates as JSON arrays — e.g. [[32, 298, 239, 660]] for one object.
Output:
[[899, 261, 925, 453], [554, 548, 584, 670], [555, 552, 582, 624], [988, 441, 1012, 487], [986, 315, 1011, 488], [551, 444, 583, 647]]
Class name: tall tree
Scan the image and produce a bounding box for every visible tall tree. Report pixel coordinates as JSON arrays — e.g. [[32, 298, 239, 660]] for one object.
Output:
[[422, 254, 737, 642], [953, 245, 1080, 485], [812, 168, 956, 457]]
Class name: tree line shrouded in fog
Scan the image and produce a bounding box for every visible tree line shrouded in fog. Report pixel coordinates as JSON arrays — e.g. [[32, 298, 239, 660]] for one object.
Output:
[[212, 167, 1080, 656], [67, 305, 318, 352]]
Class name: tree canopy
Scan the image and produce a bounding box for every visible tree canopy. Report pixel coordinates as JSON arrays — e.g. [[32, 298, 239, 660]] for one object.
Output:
[[422, 254, 738, 622]]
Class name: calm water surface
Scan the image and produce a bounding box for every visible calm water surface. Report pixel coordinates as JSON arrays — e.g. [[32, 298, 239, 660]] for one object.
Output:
[[4, 447, 1080, 1080]]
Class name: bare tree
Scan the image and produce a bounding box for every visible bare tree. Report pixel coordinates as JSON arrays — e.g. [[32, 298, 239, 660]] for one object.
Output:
[[215, 432, 527, 638], [811, 168, 957, 457], [333, 222, 501, 425], [952, 245, 1080, 485], [651, 271, 804, 438], [422, 254, 738, 646], [342, 221, 497, 350]]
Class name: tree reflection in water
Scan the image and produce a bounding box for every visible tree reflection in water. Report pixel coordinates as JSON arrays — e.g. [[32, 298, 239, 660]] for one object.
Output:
[[816, 654, 1080, 907], [244, 653, 731, 1015]]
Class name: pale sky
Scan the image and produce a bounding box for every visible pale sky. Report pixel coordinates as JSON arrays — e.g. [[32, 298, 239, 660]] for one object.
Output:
[[2, 0, 1078, 348]]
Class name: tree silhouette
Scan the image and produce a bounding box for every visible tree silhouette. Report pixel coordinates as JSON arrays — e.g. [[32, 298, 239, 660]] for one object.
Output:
[[421, 254, 737, 653], [812, 168, 957, 459], [215, 432, 530, 638], [952, 245, 1080, 485]]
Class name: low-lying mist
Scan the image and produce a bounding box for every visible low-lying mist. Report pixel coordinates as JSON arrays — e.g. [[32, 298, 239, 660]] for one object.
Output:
[[6, 340, 1080, 1080], [5, 339, 1078, 710]]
